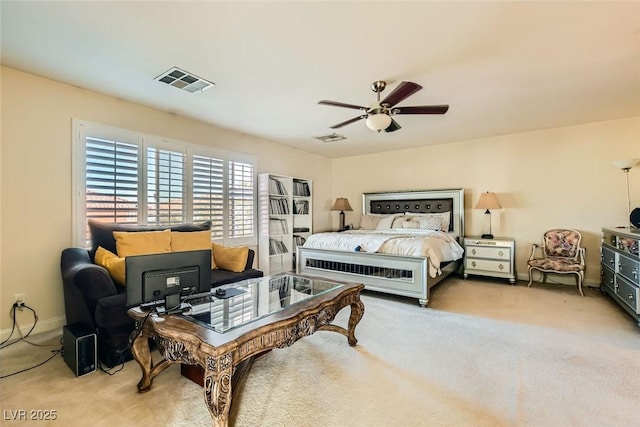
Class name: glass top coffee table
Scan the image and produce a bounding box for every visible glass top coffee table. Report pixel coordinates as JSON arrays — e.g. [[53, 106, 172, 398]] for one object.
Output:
[[128, 274, 365, 427], [185, 273, 349, 333]]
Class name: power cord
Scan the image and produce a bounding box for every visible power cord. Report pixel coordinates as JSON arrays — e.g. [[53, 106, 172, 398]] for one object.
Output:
[[0, 347, 63, 379], [0, 303, 63, 379], [98, 348, 127, 376], [0, 303, 38, 349], [97, 307, 159, 377]]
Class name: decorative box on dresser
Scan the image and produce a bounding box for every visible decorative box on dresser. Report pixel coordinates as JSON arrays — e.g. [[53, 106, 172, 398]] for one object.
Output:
[[258, 173, 312, 275], [601, 227, 640, 325], [463, 236, 516, 284]]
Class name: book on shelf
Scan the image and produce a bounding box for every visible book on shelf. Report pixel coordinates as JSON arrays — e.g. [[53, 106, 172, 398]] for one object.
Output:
[[292, 227, 309, 233], [294, 235, 306, 246], [269, 238, 289, 255], [269, 177, 288, 195], [292, 180, 311, 197], [293, 200, 309, 214], [269, 198, 290, 214], [269, 218, 289, 235]]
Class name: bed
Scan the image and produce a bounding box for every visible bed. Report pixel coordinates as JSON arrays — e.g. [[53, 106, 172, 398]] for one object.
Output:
[[296, 189, 465, 306]]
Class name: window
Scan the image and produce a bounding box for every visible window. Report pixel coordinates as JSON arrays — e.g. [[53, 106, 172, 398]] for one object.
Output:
[[73, 120, 256, 247]]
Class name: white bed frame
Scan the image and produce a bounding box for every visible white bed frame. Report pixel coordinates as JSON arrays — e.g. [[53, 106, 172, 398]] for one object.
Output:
[[296, 189, 465, 306]]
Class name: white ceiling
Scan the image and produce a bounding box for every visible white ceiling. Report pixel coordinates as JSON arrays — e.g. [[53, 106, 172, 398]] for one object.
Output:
[[2, 1, 639, 158]]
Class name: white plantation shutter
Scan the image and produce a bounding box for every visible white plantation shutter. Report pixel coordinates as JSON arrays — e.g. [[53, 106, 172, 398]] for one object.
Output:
[[85, 137, 139, 224], [228, 160, 255, 239], [192, 154, 225, 239], [147, 147, 185, 224], [74, 120, 256, 247]]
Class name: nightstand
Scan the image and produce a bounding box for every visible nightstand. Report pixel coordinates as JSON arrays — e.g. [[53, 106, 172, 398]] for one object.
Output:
[[463, 236, 516, 284]]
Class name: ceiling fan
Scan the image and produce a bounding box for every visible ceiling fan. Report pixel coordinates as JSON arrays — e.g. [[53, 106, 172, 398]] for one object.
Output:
[[318, 80, 449, 133]]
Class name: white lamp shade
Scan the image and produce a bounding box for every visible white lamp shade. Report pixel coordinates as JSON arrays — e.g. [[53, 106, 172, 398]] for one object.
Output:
[[475, 192, 501, 210], [365, 113, 392, 131], [331, 198, 353, 211], [612, 159, 639, 170]]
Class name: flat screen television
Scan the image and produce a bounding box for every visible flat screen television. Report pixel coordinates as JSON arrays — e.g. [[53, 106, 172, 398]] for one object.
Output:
[[125, 249, 211, 309]]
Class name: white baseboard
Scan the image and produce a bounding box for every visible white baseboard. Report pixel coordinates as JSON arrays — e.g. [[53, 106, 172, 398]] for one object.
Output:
[[0, 315, 66, 343]]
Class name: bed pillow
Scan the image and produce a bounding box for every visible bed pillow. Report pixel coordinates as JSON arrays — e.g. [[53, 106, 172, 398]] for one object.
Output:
[[359, 215, 380, 230], [417, 216, 444, 231], [402, 221, 420, 229], [405, 212, 451, 231], [359, 213, 393, 230], [376, 214, 400, 230], [391, 216, 409, 229]]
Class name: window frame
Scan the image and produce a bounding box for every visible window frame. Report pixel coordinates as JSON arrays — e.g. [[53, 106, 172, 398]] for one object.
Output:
[[72, 119, 257, 247]]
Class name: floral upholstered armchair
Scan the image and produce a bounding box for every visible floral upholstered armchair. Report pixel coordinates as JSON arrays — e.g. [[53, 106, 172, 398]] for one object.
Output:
[[527, 229, 586, 296]]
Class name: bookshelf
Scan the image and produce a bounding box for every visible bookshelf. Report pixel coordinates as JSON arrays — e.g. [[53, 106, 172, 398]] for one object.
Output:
[[258, 174, 313, 275]]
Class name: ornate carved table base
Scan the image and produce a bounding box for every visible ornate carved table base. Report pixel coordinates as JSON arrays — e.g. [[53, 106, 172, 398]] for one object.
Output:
[[130, 283, 364, 427]]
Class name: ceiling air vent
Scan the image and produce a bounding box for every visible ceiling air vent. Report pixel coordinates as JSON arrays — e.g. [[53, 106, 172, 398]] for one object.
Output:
[[313, 133, 346, 143], [155, 67, 214, 93]]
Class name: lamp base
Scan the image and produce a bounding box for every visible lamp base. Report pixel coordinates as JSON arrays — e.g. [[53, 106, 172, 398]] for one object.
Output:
[[481, 233, 494, 239]]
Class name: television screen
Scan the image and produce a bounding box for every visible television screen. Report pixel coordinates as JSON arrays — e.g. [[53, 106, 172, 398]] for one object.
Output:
[[125, 249, 211, 308]]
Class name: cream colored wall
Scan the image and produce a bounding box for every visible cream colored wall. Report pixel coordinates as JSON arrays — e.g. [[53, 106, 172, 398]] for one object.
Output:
[[0, 66, 333, 336], [2, 65, 638, 337], [332, 117, 640, 286]]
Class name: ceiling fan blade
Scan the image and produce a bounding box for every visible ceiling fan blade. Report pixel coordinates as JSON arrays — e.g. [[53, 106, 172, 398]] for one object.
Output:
[[384, 118, 402, 133], [318, 100, 367, 110], [394, 105, 449, 115], [329, 115, 365, 129], [380, 81, 422, 107]]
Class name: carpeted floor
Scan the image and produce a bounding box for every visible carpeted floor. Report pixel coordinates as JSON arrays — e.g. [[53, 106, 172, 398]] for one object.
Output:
[[1, 278, 639, 426]]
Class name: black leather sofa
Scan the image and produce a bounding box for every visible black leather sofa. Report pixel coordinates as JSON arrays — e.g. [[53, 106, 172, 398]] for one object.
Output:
[[60, 220, 263, 367]]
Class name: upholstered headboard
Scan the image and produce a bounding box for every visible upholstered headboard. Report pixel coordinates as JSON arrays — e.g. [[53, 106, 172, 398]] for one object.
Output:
[[363, 189, 464, 238]]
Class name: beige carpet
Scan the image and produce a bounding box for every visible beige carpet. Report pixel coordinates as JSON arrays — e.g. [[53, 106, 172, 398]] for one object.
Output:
[[1, 278, 639, 426]]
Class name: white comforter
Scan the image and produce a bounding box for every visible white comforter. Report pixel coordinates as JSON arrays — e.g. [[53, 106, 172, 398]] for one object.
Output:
[[302, 229, 464, 277]]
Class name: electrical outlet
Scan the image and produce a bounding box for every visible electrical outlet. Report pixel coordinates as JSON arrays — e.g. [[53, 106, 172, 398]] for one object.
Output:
[[14, 293, 26, 310]]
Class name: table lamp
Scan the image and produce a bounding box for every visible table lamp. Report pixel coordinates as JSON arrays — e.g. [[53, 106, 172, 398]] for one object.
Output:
[[331, 198, 353, 231], [475, 192, 501, 239]]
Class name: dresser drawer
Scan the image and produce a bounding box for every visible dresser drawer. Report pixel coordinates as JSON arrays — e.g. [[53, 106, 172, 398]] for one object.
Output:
[[618, 253, 640, 285], [601, 265, 615, 292], [466, 245, 511, 261], [601, 246, 617, 270], [465, 258, 512, 274], [601, 227, 640, 324], [616, 275, 639, 313]]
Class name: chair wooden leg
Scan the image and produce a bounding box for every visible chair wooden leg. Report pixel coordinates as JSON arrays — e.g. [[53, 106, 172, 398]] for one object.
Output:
[[577, 272, 584, 297], [527, 267, 534, 287]]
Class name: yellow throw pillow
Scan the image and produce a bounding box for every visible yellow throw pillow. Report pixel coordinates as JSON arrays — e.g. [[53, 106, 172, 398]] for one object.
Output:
[[171, 230, 212, 252], [172, 230, 214, 268], [95, 246, 126, 286], [210, 244, 217, 270], [113, 229, 172, 257], [212, 243, 248, 273]]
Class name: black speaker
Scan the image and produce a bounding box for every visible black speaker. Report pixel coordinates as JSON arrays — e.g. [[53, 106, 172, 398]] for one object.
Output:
[[63, 324, 97, 377]]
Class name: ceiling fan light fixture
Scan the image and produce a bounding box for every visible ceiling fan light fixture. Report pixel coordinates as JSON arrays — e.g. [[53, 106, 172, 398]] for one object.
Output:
[[320, 80, 448, 132], [365, 113, 392, 132]]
